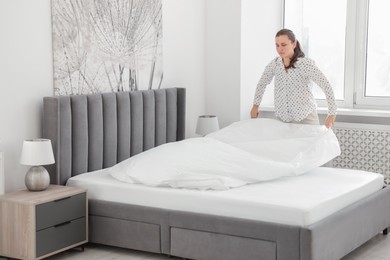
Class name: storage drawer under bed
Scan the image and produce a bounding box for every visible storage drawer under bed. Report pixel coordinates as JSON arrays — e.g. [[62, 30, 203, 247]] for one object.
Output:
[[170, 227, 276, 260], [89, 215, 161, 253]]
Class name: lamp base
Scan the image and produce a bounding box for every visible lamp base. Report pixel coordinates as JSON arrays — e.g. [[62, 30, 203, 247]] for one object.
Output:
[[25, 166, 50, 191]]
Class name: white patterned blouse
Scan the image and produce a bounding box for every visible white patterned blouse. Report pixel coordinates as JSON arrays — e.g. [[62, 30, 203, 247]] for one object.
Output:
[[253, 57, 337, 122]]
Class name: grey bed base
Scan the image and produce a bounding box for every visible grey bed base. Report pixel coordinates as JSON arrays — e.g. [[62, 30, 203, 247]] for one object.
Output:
[[43, 87, 390, 260], [89, 186, 390, 260]]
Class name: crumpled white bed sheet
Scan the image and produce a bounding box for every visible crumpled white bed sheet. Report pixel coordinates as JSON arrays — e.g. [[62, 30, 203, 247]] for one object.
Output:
[[110, 118, 341, 190]]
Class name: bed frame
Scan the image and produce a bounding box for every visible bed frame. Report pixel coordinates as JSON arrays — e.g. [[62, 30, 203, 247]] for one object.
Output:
[[43, 87, 390, 260]]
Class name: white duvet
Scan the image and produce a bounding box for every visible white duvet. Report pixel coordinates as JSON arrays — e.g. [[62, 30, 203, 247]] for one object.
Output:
[[110, 118, 341, 190]]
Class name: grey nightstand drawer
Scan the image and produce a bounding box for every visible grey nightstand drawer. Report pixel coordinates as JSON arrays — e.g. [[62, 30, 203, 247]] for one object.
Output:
[[36, 217, 86, 257], [36, 193, 86, 231]]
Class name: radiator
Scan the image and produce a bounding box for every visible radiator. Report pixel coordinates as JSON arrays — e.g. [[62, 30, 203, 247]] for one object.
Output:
[[331, 122, 390, 185]]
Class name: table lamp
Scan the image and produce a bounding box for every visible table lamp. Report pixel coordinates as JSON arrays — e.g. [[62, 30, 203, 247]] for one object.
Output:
[[20, 139, 55, 191], [195, 115, 220, 136]]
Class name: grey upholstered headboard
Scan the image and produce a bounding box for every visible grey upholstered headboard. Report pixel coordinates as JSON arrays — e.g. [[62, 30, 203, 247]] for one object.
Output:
[[43, 88, 186, 185]]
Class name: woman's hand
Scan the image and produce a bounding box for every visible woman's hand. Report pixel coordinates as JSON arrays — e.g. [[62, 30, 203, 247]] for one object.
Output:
[[250, 105, 259, 118], [325, 115, 336, 128]]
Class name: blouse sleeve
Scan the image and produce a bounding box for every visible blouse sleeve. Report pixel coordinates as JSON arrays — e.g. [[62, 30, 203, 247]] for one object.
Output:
[[305, 59, 337, 115], [253, 59, 276, 106]]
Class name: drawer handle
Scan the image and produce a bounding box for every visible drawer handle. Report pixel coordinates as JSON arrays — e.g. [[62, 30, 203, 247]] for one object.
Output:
[[54, 196, 71, 202], [54, 221, 71, 228]]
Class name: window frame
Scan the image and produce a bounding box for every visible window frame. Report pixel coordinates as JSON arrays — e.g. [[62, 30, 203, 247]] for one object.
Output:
[[354, 0, 390, 108], [283, 0, 390, 110]]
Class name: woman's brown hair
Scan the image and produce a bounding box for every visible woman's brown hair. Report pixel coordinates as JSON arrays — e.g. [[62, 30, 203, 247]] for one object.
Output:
[[276, 29, 305, 69]]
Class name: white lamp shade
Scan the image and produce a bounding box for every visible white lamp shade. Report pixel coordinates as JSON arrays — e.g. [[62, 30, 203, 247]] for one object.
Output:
[[20, 139, 55, 166], [196, 115, 220, 136]]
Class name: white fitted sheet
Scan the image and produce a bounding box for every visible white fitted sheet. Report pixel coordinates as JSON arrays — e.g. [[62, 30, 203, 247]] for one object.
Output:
[[67, 167, 384, 226]]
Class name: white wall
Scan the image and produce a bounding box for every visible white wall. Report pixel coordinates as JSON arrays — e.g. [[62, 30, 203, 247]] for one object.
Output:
[[240, 0, 284, 119], [204, 0, 283, 126], [0, 0, 207, 192], [205, 0, 242, 128], [0, 0, 53, 192], [162, 0, 206, 138]]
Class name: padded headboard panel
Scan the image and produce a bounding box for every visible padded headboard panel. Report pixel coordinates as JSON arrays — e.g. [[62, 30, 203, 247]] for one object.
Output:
[[43, 88, 186, 185]]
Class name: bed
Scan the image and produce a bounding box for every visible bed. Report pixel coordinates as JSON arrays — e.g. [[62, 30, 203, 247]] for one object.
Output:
[[42, 87, 390, 260]]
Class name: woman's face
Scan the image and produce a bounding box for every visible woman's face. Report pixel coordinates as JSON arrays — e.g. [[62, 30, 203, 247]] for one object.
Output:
[[275, 35, 296, 59]]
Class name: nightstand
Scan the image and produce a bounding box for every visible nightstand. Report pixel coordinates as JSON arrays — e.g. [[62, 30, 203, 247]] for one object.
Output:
[[0, 185, 88, 260]]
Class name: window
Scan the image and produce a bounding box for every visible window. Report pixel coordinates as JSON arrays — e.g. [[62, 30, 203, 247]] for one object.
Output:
[[284, 0, 346, 101], [365, 0, 390, 98], [284, 0, 390, 109]]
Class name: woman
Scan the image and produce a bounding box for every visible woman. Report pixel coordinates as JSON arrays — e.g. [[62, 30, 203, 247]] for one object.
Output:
[[250, 29, 337, 128]]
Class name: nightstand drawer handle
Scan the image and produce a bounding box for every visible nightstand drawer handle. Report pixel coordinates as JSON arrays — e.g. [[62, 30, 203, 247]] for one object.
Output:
[[54, 196, 71, 202], [54, 221, 71, 228]]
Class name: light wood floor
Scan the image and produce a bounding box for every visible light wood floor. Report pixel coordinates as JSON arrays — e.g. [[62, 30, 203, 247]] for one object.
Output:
[[43, 233, 390, 260]]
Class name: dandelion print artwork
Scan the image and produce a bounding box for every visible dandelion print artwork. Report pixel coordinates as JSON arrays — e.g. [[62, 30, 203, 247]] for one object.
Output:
[[51, 0, 163, 95]]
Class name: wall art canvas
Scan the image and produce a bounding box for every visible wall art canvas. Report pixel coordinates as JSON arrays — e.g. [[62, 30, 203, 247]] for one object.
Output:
[[51, 0, 163, 95]]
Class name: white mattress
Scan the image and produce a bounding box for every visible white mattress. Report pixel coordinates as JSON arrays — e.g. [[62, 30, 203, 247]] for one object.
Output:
[[67, 167, 384, 226]]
